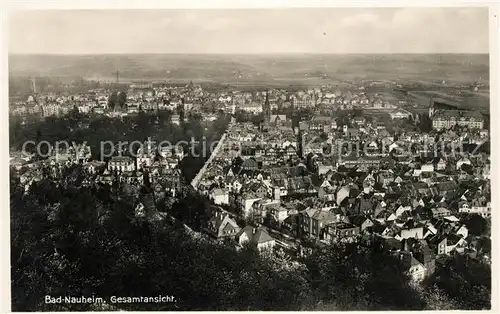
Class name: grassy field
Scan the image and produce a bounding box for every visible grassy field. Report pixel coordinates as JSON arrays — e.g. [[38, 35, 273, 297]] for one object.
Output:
[[409, 90, 489, 111]]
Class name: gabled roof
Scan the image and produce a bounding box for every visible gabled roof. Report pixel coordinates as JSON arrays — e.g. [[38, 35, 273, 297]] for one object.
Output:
[[237, 226, 275, 244], [398, 251, 425, 270], [209, 212, 240, 237]]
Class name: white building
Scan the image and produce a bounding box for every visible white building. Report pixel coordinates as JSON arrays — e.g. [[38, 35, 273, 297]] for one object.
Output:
[[108, 156, 136, 172]]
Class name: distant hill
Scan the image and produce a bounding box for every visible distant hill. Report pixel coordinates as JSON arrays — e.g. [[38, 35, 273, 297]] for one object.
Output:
[[9, 53, 489, 85]]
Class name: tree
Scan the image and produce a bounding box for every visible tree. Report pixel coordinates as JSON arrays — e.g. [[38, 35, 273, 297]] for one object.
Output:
[[353, 108, 364, 117], [117, 91, 127, 109], [302, 240, 426, 310], [419, 113, 433, 133], [421, 285, 458, 310], [108, 92, 118, 110], [460, 213, 488, 236], [428, 254, 490, 310]]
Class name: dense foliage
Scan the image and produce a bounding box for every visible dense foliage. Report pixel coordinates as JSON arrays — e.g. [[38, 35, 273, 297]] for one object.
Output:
[[12, 171, 490, 311], [424, 254, 491, 310]]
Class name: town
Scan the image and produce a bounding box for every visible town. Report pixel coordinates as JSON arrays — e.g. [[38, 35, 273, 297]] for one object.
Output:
[[11, 76, 491, 259], [8, 6, 493, 312], [10, 75, 491, 311]]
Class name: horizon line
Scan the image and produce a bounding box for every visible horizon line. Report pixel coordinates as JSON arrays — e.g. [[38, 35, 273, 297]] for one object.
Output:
[[9, 52, 490, 56]]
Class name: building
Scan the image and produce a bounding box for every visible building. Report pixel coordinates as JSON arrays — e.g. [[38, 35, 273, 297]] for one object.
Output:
[[435, 234, 468, 256], [389, 108, 412, 119], [108, 156, 136, 172], [206, 211, 241, 240], [262, 90, 271, 123], [237, 226, 276, 251], [210, 188, 230, 205], [430, 207, 451, 219], [459, 202, 491, 218], [340, 155, 381, 170], [41, 103, 70, 117], [269, 114, 287, 125], [324, 222, 360, 243], [171, 114, 181, 125], [136, 140, 156, 170], [291, 93, 317, 108], [395, 251, 427, 282], [432, 110, 484, 130], [240, 102, 264, 114], [299, 207, 345, 240]]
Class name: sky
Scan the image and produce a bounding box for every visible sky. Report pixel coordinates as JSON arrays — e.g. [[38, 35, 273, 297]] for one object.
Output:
[[9, 7, 490, 54]]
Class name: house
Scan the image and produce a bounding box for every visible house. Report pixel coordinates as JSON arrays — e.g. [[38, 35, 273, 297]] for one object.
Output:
[[403, 238, 436, 277], [237, 193, 262, 218], [85, 160, 106, 174], [399, 226, 425, 240], [456, 157, 472, 170], [395, 205, 412, 218], [210, 188, 230, 205], [269, 114, 287, 124], [268, 205, 289, 223], [377, 171, 395, 187], [336, 185, 351, 205], [454, 224, 469, 239], [242, 182, 268, 199], [350, 215, 374, 232], [421, 163, 434, 172], [206, 210, 241, 240], [436, 158, 447, 171], [229, 179, 243, 193], [430, 207, 451, 219], [282, 213, 300, 237], [395, 251, 427, 282], [299, 207, 345, 240], [237, 226, 276, 251], [324, 222, 360, 243], [352, 197, 374, 216], [435, 234, 468, 255], [318, 186, 336, 201], [389, 108, 412, 120]]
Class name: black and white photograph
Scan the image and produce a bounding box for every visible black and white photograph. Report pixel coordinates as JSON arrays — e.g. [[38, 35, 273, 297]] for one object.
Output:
[[7, 2, 495, 311]]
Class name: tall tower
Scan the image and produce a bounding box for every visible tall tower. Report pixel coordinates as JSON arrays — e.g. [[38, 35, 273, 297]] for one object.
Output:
[[263, 89, 271, 122], [31, 76, 37, 94], [115, 70, 119, 84]]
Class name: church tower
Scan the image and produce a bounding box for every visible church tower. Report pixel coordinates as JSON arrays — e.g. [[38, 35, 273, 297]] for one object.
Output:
[[31, 76, 37, 94], [428, 96, 434, 117], [263, 89, 271, 122]]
